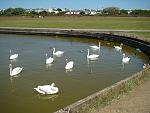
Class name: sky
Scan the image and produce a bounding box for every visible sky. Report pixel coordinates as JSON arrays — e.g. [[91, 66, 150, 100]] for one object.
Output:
[[0, 0, 150, 10]]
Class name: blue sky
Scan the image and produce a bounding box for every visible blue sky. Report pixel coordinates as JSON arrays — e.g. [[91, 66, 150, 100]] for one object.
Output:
[[0, 0, 150, 10]]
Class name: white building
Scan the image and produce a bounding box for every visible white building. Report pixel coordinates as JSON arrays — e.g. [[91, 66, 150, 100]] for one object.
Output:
[[48, 8, 59, 14], [65, 10, 80, 15]]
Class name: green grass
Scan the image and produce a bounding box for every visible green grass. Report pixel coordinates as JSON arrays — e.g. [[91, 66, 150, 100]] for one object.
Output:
[[0, 16, 149, 38], [0, 16, 150, 30]]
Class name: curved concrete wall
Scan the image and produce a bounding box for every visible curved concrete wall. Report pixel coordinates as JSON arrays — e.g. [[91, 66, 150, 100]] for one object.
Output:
[[0, 27, 150, 113]]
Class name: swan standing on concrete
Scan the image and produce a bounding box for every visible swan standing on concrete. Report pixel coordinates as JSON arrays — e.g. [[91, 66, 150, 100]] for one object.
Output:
[[10, 49, 18, 60], [46, 53, 54, 64], [122, 53, 130, 63], [34, 83, 59, 95], [114, 43, 123, 51], [53, 48, 64, 56], [87, 49, 99, 60], [90, 42, 101, 50], [9, 64, 23, 76], [65, 59, 74, 70]]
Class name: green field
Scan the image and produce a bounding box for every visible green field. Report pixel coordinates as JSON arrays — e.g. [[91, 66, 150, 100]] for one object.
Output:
[[0, 16, 150, 38], [0, 16, 150, 30]]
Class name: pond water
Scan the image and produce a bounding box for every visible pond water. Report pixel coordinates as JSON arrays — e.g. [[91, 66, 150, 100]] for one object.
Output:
[[0, 34, 149, 113]]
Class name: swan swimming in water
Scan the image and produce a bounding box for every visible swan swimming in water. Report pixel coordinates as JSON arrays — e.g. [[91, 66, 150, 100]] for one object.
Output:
[[10, 49, 18, 60], [34, 83, 59, 95], [9, 64, 23, 76], [87, 49, 99, 60], [90, 42, 101, 50], [122, 53, 130, 63], [65, 59, 74, 70], [45, 53, 54, 64], [114, 43, 123, 51], [143, 63, 149, 69], [53, 48, 64, 56]]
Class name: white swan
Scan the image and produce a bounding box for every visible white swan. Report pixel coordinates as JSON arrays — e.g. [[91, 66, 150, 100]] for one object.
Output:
[[87, 49, 99, 60], [46, 53, 54, 64], [143, 64, 147, 69], [9, 64, 23, 76], [10, 49, 18, 60], [34, 83, 59, 95], [114, 43, 123, 51], [143, 63, 149, 69], [65, 59, 74, 70], [122, 53, 130, 63], [90, 42, 101, 50], [53, 48, 64, 56]]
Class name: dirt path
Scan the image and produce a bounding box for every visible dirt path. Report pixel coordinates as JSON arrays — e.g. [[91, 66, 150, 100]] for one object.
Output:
[[90, 79, 150, 113]]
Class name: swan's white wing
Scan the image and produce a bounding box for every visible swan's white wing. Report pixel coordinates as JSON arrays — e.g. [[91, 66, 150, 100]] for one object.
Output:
[[65, 61, 74, 69], [122, 57, 130, 63], [10, 54, 18, 60], [38, 85, 58, 94], [55, 51, 64, 55], [88, 54, 99, 58], [114, 46, 122, 51], [34, 88, 45, 94], [90, 46, 99, 49], [12, 67, 23, 75], [46, 57, 54, 64]]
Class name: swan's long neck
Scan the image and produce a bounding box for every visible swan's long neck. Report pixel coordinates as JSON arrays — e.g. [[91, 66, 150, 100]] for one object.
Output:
[[66, 59, 68, 63], [53, 48, 55, 54], [9, 66, 12, 76], [99, 42, 101, 48], [10, 49, 12, 55], [123, 54, 125, 59], [120, 44, 123, 48], [87, 49, 89, 56], [46, 54, 47, 59]]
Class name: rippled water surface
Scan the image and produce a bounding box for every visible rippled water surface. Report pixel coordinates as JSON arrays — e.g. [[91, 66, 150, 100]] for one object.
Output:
[[0, 34, 148, 113]]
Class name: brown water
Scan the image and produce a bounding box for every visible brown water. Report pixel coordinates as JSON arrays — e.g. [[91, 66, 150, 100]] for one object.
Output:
[[0, 34, 148, 113]]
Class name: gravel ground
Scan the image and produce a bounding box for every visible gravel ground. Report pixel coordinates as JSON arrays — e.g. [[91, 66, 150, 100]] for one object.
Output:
[[89, 78, 150, 113]]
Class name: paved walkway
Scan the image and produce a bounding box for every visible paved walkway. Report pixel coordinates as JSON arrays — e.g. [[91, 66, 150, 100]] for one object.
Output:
[[90, 79, 150, 113], [0, 27, 150, 32]]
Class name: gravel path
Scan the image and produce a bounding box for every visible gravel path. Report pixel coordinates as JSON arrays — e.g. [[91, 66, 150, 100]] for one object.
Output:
[[90, 79, 150, 113]]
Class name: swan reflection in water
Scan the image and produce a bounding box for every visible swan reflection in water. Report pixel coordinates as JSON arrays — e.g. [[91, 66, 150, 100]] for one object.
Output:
[[87, 58, 99, 74], [45, 63, 53, 70], [10, 74, 21, 83], [65, 69, 73, 73], [121, 62, 130, 71], [36, 94, 58, 101], [10, 58, 18, 63]]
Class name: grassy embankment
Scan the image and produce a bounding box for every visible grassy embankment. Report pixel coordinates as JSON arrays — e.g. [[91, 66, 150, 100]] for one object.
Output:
[[0, 16, 150, 38]]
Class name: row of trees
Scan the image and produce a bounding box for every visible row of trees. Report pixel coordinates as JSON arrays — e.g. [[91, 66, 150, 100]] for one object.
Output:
[[103, 7, 150, 16], [0, 7, 150, 16], [0, 8, 61, 16]]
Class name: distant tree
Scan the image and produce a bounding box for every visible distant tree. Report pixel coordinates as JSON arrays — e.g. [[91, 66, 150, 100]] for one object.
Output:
[[80, 11, 85, 15], [103, 7, 120, 15], [29, 10, 39, 17], [130, 9, 150, 16], [57, 8, 62, 12], [3, 8, 14, 16], [120, 9, 128, 15], [39, 11, 49, 16], [12, 8, 25, 15]]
